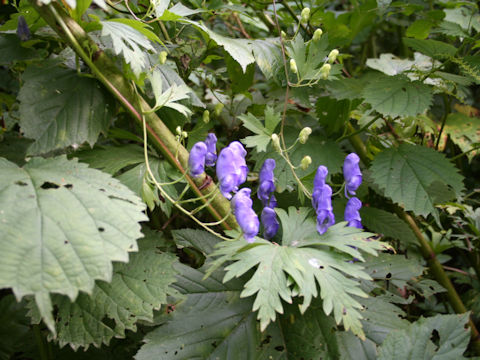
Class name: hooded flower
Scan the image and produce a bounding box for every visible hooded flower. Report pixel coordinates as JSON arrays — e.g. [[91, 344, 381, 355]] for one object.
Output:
[[343, 153, 362, 197], [258, 159, 277, 208], [312, 165, 335, 235], [216, 141, 248, 199], [232, 188, 259, 243], [204, 133, 217, 167], [188, 142, 208, 177], [261, 207, 279, 240], [344, 197, 362, 229]]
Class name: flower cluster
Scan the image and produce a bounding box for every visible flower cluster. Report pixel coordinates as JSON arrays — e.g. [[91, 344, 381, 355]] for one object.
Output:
[[258, 159, 279, 239], [187, 133, 218, 177], [231, 188, 259, 243], [216, 141, 248, 199], [312, 153, 364, 235]]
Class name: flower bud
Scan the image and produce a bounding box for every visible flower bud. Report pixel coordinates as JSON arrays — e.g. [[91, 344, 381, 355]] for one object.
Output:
[[176, 126, 182, 135], [328, 49, 339, 64], [258, 159, 276, 207], [182, 131, 188, 139], [312, 28, 323, 41], [271, 133, 281, 153], [204, 133, 217, 167], [261, 207, 279, 240], [159, 51, 168, 65], [16, 15, 30, 42], [232, 188, 259, 243], [344, 197, 362, 229], [300, 155, 312, 170], [343, 153, 362, 197], [300, 7, 310, 24], [290, 59, 298, 74], [320, 63, 331, 79], [202, 109, 210, 123], [281, 30, 287, 40], [214, 103, 224, 117], [298, 127, 312, 144], [188, 142, 208, 177]]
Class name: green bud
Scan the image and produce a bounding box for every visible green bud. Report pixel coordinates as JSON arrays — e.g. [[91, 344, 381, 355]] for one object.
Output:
[[290, 59, 298, 74], [182, 131, 188, 139], [320, 63, 331, 79], [281, 30, 287, 40], [300, 7, 310, 24], [300, 155, 312, 170], [328, 49, 339, 64], [202, 109, 210, 123], [313, 28, 323, 41], [159, 51, 168, 65], [176, 126, 182, 135], [298, 127, 312, 144], [271, 133, 281, 153], [214, 102, 224, 117]]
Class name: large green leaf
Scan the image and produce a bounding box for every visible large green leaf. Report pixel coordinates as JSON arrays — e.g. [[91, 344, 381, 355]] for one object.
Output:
[[403, 38, 457, 59], [0, 34, 42, 64], [211, 207, 389, 338], [0, 156, 147, 333], [378, 313, 470, 359], [362, 75, 433, 118], [135, 262, 284, 360], [18, 62, 114, 155], [29, 230, 178, 350], [370, 144, 464, 220]]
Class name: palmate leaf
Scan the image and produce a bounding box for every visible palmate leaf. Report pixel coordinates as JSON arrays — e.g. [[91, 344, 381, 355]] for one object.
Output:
[[18, 62, 114, 155], [28, 230, 178, 350], [239, 106, 281, 153], [212, 207, 389, 338], [378, 313, 470, 359], [287, 35, 330, 81], [362, 74, 433, 118], [370, 144, 464, 221], [0, 156, 147, 334]]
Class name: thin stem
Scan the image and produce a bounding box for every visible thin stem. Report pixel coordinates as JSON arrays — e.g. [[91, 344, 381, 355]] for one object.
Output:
[[336, 115, 381, 142], [436, 94, 450, 150]]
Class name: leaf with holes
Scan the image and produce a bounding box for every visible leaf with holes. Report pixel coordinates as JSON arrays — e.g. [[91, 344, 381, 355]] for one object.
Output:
[[28, 230, 178, 350], [362, 75, 433, 118], [0, 156, 147, 334], [370, 144, 464, 220], [18, 62, 114, 155]]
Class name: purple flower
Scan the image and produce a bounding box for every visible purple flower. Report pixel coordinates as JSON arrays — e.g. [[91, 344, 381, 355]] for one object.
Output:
[[188, 142, 207, 177], [261, 207, 279, 240], [232, 188, 259, 243], [216, 141, 248, 199], [258, 159, 276, 207], [343, 153, 362, 197], [16, 16, 31, 42], [204, 133, 217, 167], [344, 197, 362, 229], [312, 165, 335, 235]]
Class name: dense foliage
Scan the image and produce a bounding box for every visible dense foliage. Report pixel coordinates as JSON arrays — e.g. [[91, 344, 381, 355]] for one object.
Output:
[[1, 0, 480, 358]]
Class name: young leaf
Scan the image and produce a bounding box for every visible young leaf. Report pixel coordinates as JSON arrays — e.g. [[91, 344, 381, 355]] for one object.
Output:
[[18, 62, 114, 155], [378, 313, 470, 359], [370, 144, 464, 220], [101, 21, 155, 76], [29, 231, 178, 350], [0, 156, 147, 333], [149, 69, 193, 116], [362, 75, 433, 118]]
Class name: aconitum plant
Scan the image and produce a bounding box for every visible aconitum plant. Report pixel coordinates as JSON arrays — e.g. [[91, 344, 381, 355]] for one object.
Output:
[[188, 142, 208, 177], [216, 141, 248, 199], [312, 165, 335, 235], [231, 188, 259, 243], [343, 153, 362, 197], [258, 159, 279, 239], [204, 133, 217, 167], [344, 197, 363, 229]]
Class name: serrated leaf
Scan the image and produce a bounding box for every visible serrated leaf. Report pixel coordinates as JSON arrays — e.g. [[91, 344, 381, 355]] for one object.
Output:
[[362, 75, 433, 117], [217, 207, 389, 338], [370, 144, 464, 220], [0, 156, 147, 333], [403, 38, 457, 59], [443, 112, 480, 160], [325, 78, 365, 100], [378, 313, 470, 359], [360, 207, 416, 245], [149, 69, 193, 116], [32, 231, 178, 350], [101, 21, 155, 76], [18, 62, 114, 155], [406, 19, 433, 39], [240, 106, 281, 153], [287, 35, 330, 81], [172, 228, 220, 257]]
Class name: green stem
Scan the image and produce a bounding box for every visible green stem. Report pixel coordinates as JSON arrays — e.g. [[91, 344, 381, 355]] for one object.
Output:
[[32, 2, 237, 230]]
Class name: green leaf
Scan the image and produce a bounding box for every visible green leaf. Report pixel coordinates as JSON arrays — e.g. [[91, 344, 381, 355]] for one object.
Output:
[[172, 228, 220, 257], [337, 332, 377, 360], [250, 39, 283, 80], [378, 313, 470, 359], [287, 35, 330, 81], [0, 295, 30, 360], [75, 145, 145, 175], [101, 21, 155, 76], [0, 156, 147, 333], [370, 144, 464, 219], [18, 62, 114, 155], [215, 207, 389, 338], [360, 207, 416, 245], [315, 96, 353, 134], [239, 106, 281, 153], [0, 34, 41, 64], [362, 75, 433, 118], [226, 52, 255, 93], [33, 230, 178, 350], [403, 38, 457, 59], [443, 113, 480, 160], [325, 78, 365, 100], [406, 20, 434, 39]]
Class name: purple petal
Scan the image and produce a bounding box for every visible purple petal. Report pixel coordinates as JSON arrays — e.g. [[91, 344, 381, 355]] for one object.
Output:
[[188, 142, 207, 177]]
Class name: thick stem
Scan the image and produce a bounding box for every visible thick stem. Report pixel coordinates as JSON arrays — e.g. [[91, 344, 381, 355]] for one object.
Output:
[[31, 2, 237, 230]]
